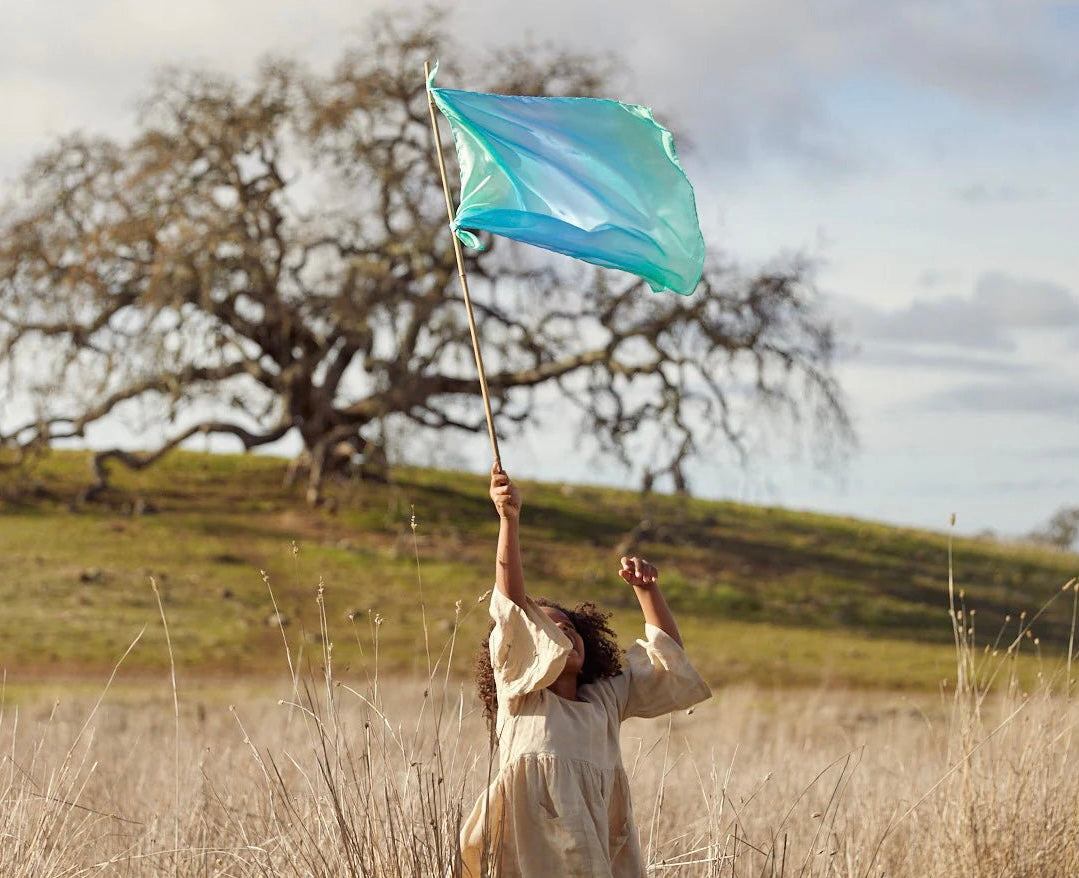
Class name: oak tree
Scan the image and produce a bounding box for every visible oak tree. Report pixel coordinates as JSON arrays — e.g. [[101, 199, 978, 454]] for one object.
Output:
[[0, 13, 851, 504]]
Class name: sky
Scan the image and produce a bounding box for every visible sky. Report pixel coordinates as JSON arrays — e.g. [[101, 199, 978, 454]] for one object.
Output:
[[3, 0, 1077, 539]]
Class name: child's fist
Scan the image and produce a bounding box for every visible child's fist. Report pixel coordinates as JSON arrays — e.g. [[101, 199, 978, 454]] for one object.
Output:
[[619, 556, 658, 588], [489, 464, 521, 520]]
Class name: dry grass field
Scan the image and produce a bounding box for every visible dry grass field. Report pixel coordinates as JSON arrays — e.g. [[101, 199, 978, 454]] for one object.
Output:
[[3, 454, 1078, 874], [3, 580, 1079, 878]]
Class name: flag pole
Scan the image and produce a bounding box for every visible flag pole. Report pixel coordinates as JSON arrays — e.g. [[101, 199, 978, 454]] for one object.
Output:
[[424, 60, 502, 471]]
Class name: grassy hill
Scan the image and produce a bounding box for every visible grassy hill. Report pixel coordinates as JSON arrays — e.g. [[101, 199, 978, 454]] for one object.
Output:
[[1, 449, 1075, 690]]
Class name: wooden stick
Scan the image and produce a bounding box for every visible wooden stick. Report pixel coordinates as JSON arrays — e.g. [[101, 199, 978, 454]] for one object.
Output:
[[424, 60, 502, 471]]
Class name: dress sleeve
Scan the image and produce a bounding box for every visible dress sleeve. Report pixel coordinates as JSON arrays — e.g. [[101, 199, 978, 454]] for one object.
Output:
[[489, 588, 572, 701], [617, 623, 712, 720]]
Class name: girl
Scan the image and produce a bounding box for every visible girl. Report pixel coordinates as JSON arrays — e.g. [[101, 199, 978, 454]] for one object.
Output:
[[460, 466, 711, 877]]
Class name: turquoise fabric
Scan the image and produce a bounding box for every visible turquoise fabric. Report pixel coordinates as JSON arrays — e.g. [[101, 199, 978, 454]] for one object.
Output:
[[429, 70, 704, 296]]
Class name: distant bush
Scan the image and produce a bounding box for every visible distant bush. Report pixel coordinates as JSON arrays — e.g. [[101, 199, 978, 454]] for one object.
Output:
[[1028, 506, 1079, 550]]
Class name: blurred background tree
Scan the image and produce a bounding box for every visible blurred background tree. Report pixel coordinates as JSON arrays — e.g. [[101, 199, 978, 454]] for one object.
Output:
[[1028, 506, 1079, 551], [0, 11, 851, 506]]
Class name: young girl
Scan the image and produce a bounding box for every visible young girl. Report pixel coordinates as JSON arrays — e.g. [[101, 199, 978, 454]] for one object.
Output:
[[460, 466, 711, 877]]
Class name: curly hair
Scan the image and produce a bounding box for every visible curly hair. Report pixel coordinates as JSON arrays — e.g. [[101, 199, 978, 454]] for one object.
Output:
[[475, 597, 623, 732]]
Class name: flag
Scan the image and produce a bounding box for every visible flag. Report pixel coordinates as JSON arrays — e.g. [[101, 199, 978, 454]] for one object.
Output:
[[428, 67, 705, 296]]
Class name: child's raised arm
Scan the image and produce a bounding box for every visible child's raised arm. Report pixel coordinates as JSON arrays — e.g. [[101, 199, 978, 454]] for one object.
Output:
[[619, 556, 684, 647], [490, 464, 526, 607]]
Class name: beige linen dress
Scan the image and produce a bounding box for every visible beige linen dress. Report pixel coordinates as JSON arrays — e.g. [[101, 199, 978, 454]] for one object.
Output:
[[460, 589, 711, 878]]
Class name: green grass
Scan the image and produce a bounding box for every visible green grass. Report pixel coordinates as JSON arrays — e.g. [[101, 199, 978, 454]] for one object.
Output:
[[1, 448, 1076, 689]]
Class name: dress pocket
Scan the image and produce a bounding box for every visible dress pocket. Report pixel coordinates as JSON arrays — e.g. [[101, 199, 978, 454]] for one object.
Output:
[[532, 774, 580, 822], [609, 820, 630, 860]]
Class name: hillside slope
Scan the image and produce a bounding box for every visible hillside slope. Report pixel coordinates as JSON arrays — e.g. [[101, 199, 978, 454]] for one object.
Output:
[[1, 450, 1075, 689]]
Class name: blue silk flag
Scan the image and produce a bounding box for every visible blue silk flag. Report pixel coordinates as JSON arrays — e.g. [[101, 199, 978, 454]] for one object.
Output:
[[428, 69, 704, 296]]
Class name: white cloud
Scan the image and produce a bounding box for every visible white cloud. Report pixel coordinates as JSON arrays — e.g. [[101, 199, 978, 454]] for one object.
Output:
[[5, 0, 1074, 182], [1035, 444, 1079, 461], [831, 273, 1079, 353], [916, 268, 964, 288], [854, 349, 1036, 374], [955, 183, 1047, 203], [1, 0, 375, 182], [867, 0, 1078, 110], [918, 378, 1079, 416], [973, 272, 1079, 328]]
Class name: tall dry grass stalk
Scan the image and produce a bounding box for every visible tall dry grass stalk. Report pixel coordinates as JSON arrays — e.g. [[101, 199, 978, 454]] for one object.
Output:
[[1, 527, 1077, 875]]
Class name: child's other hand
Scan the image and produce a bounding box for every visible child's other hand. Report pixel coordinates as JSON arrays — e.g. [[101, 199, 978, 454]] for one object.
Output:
[[489, 464, 521, 520], [619, 556, 658, 589]]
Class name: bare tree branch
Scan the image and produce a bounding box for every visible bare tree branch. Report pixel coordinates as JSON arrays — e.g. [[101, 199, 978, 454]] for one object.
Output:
[[83, 418, 293, 502], [0, 9, 853, 505]]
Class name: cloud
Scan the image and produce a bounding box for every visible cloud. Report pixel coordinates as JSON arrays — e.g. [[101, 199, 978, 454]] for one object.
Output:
[[955, 183, 1048, 203], [916, 268, 963, 288], [1033, 444, 1079, 462], [831, 292, 1014, 351], [854, 349, 1037, 374], [982, 475, 1079, 493], [448, 0, 1079, 190], [849, 0, 1079, 113], [871, 297, 1014, 350], [973, 272, 1079, 328], [3, 0, 1074, 187], [918, 379, 1079, 415], [0, 0, 367, 181], [831, 272, 1079, 352]]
